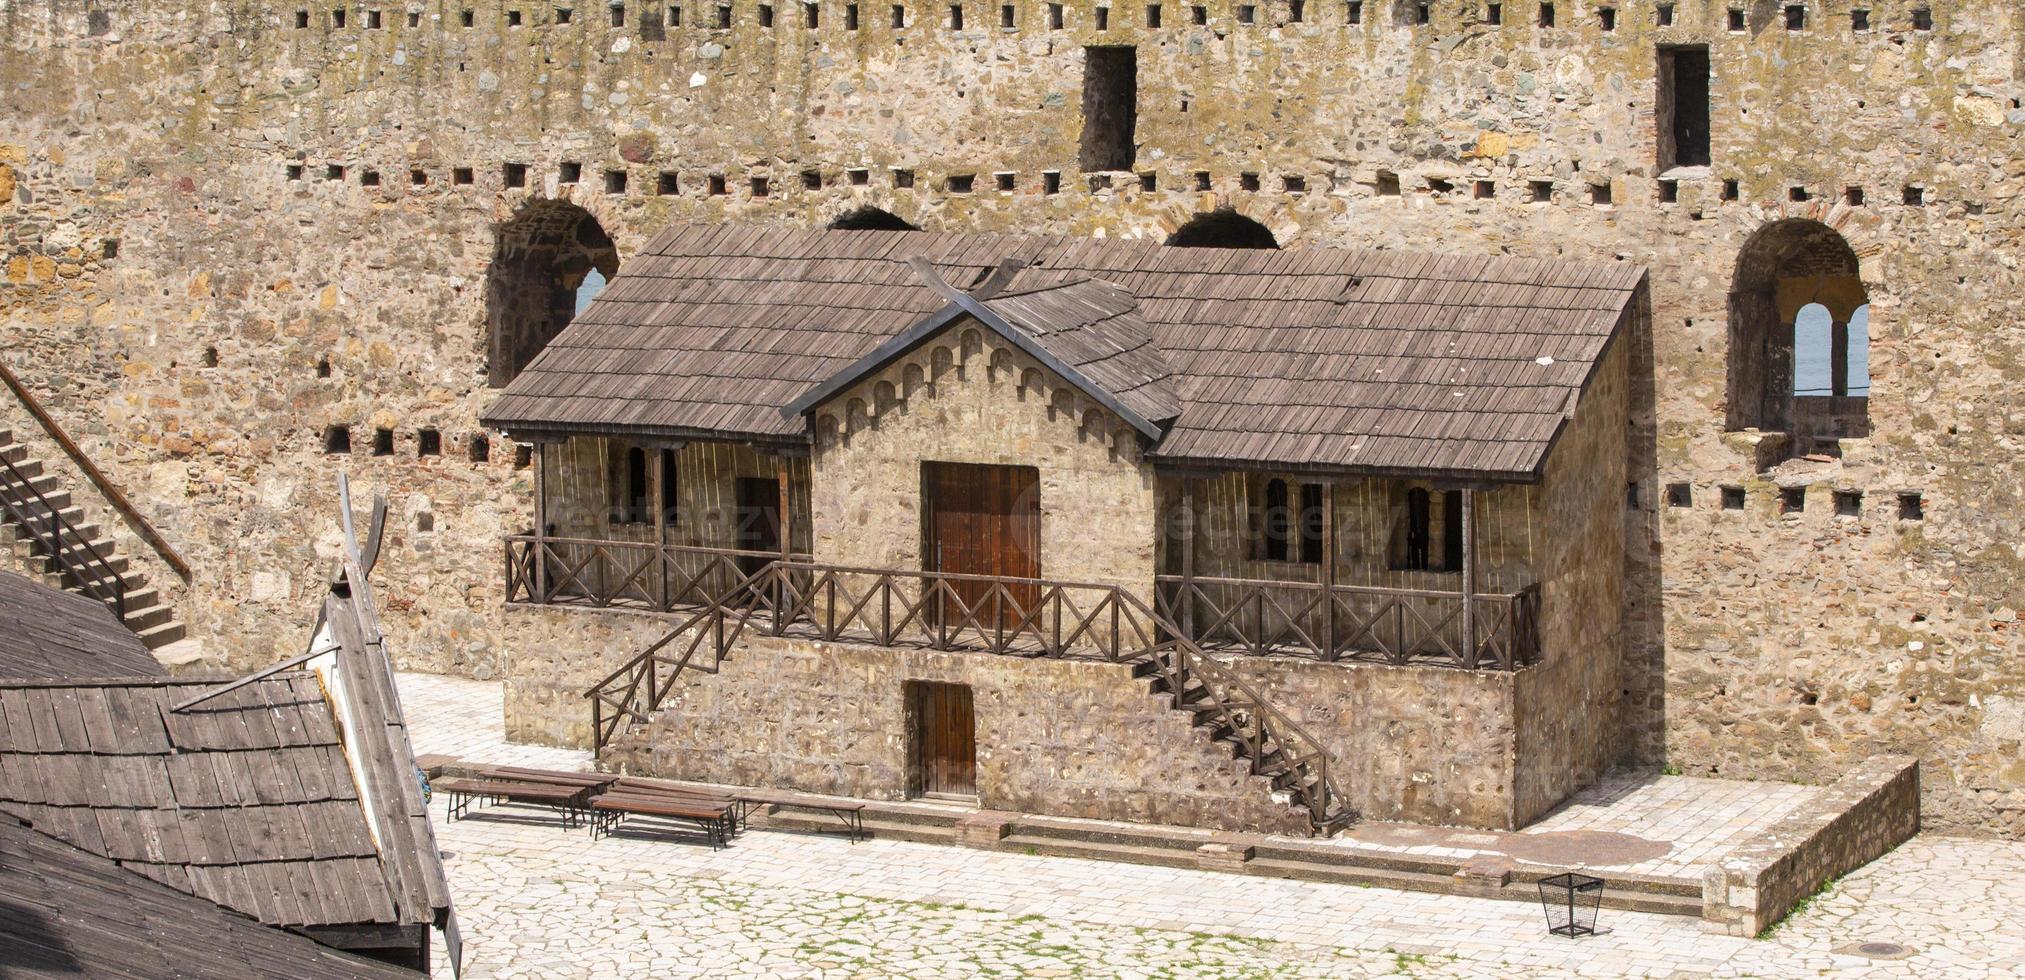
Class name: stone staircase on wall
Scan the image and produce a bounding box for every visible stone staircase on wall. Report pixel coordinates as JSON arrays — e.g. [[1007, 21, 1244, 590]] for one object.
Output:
[[0, 428, 187, 650]]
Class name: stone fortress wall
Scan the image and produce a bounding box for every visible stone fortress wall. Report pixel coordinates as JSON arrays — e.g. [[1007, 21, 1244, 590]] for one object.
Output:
[[3, 0, 2023, 831]]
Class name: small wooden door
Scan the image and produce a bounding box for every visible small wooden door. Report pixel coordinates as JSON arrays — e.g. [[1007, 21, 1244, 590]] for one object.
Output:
[[909, 681, 977, 799], [733, 477, 781, 584], [922, 462, 1040, 629]]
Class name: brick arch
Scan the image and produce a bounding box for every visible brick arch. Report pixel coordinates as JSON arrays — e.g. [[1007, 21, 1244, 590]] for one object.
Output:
[[484, 197, 621, 388]]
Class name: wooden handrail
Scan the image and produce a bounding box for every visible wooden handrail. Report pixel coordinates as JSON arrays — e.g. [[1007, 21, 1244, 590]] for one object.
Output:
[[0, 356, 192, 582]]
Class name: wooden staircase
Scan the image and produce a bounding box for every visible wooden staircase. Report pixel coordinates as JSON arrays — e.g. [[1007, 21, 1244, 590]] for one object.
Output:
[[585, 567, 1352, 835], [0, 428, 187, 650]]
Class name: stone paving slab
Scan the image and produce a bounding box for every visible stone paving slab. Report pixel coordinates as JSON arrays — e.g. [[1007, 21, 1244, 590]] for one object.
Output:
[[400, 672, 2022, 977]]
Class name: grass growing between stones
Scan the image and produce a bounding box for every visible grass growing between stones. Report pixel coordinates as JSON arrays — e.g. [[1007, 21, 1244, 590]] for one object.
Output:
[[1755, 874, 1840, 940]]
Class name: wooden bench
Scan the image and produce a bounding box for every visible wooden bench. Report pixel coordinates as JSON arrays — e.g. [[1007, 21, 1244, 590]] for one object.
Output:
[[587, 785, 735, 846], [435, 777, 589, 827], [733, 789, 868, 842]]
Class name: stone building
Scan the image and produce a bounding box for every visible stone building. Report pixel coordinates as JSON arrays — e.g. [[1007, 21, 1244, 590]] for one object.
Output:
[[1, 1, 2021, 832]]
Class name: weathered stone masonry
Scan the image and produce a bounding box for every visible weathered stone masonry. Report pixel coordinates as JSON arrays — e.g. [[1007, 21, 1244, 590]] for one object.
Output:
[[5, 1, 2024, 830]]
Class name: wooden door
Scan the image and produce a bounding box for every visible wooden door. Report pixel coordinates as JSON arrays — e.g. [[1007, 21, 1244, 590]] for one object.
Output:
[[922, 462, 1040, 630], [733, 476, 781, 589], [909, 681, 977, 798]]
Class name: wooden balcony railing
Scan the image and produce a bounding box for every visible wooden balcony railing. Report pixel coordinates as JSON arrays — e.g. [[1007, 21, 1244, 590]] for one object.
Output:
[[552, 536, 1352, 832], [1155, 575, 1541, 671]]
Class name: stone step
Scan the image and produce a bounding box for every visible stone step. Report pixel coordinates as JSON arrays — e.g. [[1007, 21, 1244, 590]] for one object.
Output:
[[760, 806, 961, 845], [134, 619, 188, 650], [997, 831, 1204, 869], [121, 601, 176, 633]]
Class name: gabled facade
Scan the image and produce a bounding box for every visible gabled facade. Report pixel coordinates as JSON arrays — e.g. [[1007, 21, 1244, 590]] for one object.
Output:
[[484, 225, 1645, 832]]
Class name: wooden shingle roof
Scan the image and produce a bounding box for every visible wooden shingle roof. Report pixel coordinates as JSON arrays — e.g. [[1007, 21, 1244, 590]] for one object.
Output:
[[483, 225, 1645, 480], [0, 571, 162, 680], [0, 671, 427, 929], [0, 814, 416, 979]]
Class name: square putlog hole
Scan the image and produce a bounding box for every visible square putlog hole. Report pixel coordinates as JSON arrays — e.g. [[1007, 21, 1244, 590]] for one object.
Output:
[[1720, 486, 1746, 510], [1780, 486, 1807, 514]]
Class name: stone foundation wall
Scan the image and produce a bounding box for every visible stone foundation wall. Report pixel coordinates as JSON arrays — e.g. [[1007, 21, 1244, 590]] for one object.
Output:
[[598, 630, 1315, 836], [7, 2, 2025, 832], [1702, 755, 1921, 936]]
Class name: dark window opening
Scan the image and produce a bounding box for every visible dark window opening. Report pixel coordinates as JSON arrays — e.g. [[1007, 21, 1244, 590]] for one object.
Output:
[[1474, 179, 1495, 198], [316, 357, 332, 378], [1191, 4, 1207, 25], [802, 169, 823, 190], [1146, 3, 1160, 27], [1727, 7, 1743, 31], [1239, 171, 1260, 191], [1440, 490, 1464, 571], [948, 3, 961, 28], [759, 3, 774, 25], [890, 3, 902, 26], [1376, 170, 1400, 196], [1666, 482, 1692, 508], [1656, 3, 1671, 26], [286, 164, 304, 181], [1094, 6, 1108, 29], [1845, 186, 1864, 205], [508, 9, 524, 25], [657, 171, 680, 195], [1259, 479, 1323, 564], [326, 164, 346, 180], [723, 4, 736, 26], [946, 173, 975, 193], [613, 447, 650, 524], [848, 168, 870, 185], [556, 6, 574, 22], [1903, 185, 1925, 206], [1530, 179, 1553, 201], [1789, 186, 1809, 202], [1911, 8, 1930, 31], [1783, 4, 1803, 30], [453, 167, 475, 185], [996, 172, 1016, 191], [1166, 209, 1279, 248], [469, 434, 491, 463], [1626, 481, 1640, 509], [560, 161, 582, 183], [1346, 0, 1361, 23], [1721, 485, 1746, 510], [1537, 2, 1552, 27], [670, 4, 683, 25], [1657, 45, 1711, 170], [1282, 174, 1306, 193], [660, 449, 680, 524], [1001, 3, 1015, 26], [332, 8, 347, 27], [462, 9, 475, 25], [805, 2, 818, 26], [1080, 46, 1137, 172], [296, 10, 311, 28], [1721, 178, 1739, 200], [708, 173, 728, 195], [1236, 3, 1254, 23], [750, 175, 770, 197], [416, 512, 434, 533], [1140, 172, 1157, 191], [1486, 2, 1501, 24], [1658, 179, 1678, 202], [893, 168, 915, 188], [1042, 171, 1061, 194], [411, 169, 428, 186], [1194, 170, 1211, 190], [1598, 6, 1614, 30], [1401, 487, 1431, 571], [418, 429, 442, 456], [1591, 182, 1612, 205], [324, 426, 352, 454], [372, 428, 395, 456], [1780, 486, 1807, 513], [1048, 2, 1063, 26], [828, 206, 920, 230], [360, 169, 381, 187], [1834, 489, 1863, 517], [1897, 491, 1923, 521], [513, 444, 534, 469], [503, 162, 528, 188], [604, 169, 628, 193], [1850, 8, 1867, 31]]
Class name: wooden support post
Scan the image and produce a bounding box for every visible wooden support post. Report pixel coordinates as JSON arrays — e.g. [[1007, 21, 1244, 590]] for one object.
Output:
[[1459, 487, 1477, 665], [774, 454, 792, 633], [532, 442, 549, 601], [1320, 480, 1336, 661], [1180, 478, 1197, 641], [651, 449, 668, 610]]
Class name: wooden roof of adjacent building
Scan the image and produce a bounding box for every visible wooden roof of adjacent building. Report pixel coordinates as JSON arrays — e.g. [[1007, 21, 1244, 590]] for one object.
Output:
[[0, 570, 162, 680], [0, 813, 417, 979], [483, 225, 1647, 481]]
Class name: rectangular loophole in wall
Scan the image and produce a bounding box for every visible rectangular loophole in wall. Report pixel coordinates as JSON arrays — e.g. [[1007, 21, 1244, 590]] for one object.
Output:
[[1721, 178, 1739, 200], [805, 2, 818, 27], [1597, 6, 1613, 30], [1236, 4, 1254, 23], [372, 428, 395, 457], [1911, 8, 1930, 31], [657, 171, 680, 194], [1529, 179, 1553, 202], [1721, 485, 1745, 510], [893, 168, 915, 188], [324, 425, 352, 454], [360, 169, 381, 187], [1845, 186, 1865, 205], [605, 169, 628, 193], [1468, 179, 1491, 199], [1375, 171, 1399, 196], [610, 2, 626, 25], [504, 162, 528, 188], [844, 2, 857, 26], [1897, 491, 1923, 520], [410, 169, 427, 186], [1536, 2, 1552, 27], [1193, 170, 1211, 190], [708, 173, 727, 194], [1656, 3, 1672, 25], [418, 429, 442, 457], [1726, 7, 1743, 31], [1658, 179, 1677, 203], [1590, 182, 1612, 205], [759, 3, 774, 25], [556, 6, 574, 23], [332, 8, 347, 27], [453, 167, 475, 185], [1834, 489, 1863, 517], [1282, 174, 1306, 193], [1903, 185, 1925, 206], [1789, 186, 1809, 202], [1140, 171, 1157, 191], [945, 174, 975, 193], [1485, 2, 1500, 24], [1784, 4, 1804, 30], [1239, 171, 1260, 191], [670, 4, 682, 25], [947, 3, 961, 28], [1656, 45, 1710, 171], [1780, 486, 1807, 514], [513, 444, 534, 470], [295, 10, 310, 28], [1094, 6, 1108, 29], [560, 161, 582, 183], [848, 167, 870, 185], [1296, 0, 1311, 23], [326, 164, 347, 181], [508, 9, 524, 25], [1000, 3, 1014, 26], [1048, 2, 1063, 27], [286, 164, 304, 181], [1193, 4, 1208, 25], [1042, 170, 1061, 194], [1850, 8, 1868, 31], [750, 175, 771, 197], [802, 169, 822, 190], [1665, 482, 1691, 508], [462, 9, 475, 25], [1079, 46, 1137, 172], [469, 434, 491, 463], [723, 4, 737, 26], [995, 171, 1016, 191], [1145, 3, 1160, 27]]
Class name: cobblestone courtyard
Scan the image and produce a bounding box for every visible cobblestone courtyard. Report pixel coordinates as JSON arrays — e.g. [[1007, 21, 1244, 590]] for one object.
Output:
[[405, 674, 2025, 978]]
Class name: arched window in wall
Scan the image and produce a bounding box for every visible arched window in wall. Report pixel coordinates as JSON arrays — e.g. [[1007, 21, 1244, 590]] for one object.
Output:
[[485, 199, 620, 387], [1727, 219, 1871, 457], [1166, 209, 1280, 249]]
